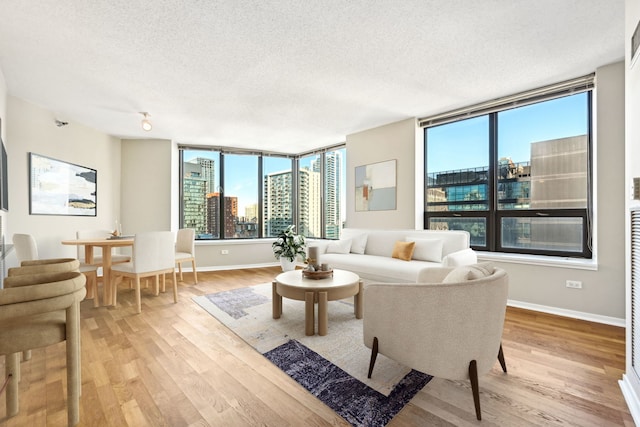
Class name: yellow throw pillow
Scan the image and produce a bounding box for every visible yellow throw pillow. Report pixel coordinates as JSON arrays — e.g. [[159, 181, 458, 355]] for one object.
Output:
[[392, 241, 415, 261]]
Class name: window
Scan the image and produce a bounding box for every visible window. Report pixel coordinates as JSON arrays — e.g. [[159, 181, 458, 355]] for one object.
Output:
[[223, 154, 259, 238], [263, 156, 294, 237], [424, 85, 592, 258], [298, 153, 322, 238], [179, 146, 345, 240], [324, 148, 345, 239]]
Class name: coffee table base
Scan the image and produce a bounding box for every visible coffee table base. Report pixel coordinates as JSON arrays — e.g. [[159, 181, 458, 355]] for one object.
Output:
[[272, 280, 363, 336]]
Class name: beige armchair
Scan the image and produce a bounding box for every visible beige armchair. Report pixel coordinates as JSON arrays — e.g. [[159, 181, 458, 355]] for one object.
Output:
[[0, 271, 86, 426], [364, 264, 509, 421]]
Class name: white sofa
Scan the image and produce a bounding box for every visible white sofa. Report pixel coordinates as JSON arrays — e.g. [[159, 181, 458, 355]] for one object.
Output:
[[309, 228, 477, 283]]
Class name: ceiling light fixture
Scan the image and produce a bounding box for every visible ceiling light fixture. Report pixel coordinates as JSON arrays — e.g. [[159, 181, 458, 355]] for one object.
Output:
[[140, 112, 152, 131]]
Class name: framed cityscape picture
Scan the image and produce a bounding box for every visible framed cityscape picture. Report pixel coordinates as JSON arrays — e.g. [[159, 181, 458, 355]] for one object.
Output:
[[29, 152, 97, 216], [355, 159, 397, 211]]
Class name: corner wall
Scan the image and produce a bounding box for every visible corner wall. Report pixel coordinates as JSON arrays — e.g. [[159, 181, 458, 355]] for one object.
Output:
[[4, 96, 122, 263], [345, 118, 418, 229]]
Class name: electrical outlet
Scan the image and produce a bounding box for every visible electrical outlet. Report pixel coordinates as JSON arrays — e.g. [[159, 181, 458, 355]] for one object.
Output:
[[566, 280, 582, 289], [221, 249, 229, 255]]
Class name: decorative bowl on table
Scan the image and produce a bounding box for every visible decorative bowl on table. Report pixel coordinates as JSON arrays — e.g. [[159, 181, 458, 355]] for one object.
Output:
[[302, 269, 333, 280]]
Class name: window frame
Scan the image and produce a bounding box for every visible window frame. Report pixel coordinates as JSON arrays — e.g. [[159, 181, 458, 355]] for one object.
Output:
[[178, 144, 345, 241], [422, 80, 593, 259]]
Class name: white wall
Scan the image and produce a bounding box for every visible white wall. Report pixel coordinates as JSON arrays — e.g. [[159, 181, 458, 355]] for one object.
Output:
[[622, 0, 640, 422], [346, 118, 418, 229], [4, 96, 122, 265], [120, 138, 173, 234]]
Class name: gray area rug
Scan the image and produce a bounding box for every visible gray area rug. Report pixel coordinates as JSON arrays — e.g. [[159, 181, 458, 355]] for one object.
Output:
[[193, 282, 432, 426]]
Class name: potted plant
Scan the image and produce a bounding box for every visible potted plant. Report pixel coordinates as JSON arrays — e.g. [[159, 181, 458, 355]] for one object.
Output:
[[272, 225, 306, 271]]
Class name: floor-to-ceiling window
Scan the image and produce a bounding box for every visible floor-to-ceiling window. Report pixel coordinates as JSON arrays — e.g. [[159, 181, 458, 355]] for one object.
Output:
[[423, 76, 593, 258], [179, 146, 345, 240]]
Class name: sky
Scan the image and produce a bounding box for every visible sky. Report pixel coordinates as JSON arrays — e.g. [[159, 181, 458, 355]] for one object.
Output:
[[426, 92, 589, 173]]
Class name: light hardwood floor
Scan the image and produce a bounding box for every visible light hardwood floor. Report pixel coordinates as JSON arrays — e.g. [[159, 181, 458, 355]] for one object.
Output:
[[0, 267, 634, 426]]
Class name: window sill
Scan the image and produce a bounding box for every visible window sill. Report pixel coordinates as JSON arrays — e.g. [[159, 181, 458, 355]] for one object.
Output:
[[195, 238, 275, 246], [476, 251, 597, 271]]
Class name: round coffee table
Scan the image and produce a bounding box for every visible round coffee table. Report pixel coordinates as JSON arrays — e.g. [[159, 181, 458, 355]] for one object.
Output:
[[272, 269, 363, 336]]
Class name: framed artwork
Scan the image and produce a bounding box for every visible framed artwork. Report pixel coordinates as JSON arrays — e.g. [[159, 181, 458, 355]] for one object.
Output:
[[355, 159, 396, 211], [29, 152, 97, 216]]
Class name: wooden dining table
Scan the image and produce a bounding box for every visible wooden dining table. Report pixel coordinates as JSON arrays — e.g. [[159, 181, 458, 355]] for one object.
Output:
[[61, 237, 134, 306]]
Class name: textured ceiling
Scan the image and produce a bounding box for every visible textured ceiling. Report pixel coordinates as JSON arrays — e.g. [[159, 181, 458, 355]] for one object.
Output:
[[0, 1, 625, 154]]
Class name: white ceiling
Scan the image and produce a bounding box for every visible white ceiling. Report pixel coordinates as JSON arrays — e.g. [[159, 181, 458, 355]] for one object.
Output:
[[0, 1, 625, 154]]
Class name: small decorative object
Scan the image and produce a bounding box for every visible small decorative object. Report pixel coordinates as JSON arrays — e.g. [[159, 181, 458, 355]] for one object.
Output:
[[302, 268, 334, 280], [321, 263, 330, 271], [307, 246, 320, 270], [272, 225, 306, 272]]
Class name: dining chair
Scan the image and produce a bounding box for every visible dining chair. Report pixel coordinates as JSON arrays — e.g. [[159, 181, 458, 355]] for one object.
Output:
[[0, 270, 86, 426], [12, 233, 99, 307], [12, 233, 38, 262], [175, 228, 198, 283], [111, 231, 178, 313]]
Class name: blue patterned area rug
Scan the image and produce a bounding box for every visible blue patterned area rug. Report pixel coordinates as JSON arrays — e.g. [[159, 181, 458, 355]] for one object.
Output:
[[193, 282, 432, 427]]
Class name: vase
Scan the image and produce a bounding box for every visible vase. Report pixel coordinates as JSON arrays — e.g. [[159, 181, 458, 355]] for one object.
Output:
[[280, 257, 297, 272]]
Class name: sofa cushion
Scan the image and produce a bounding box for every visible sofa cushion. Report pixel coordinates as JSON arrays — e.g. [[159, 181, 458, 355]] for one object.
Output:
[[326, 239, 352, 254], [321, 253, 440, 283], [442, 262, 495, 283], [407, 237, 443, 262], [392, 241, 415, 261], [350, 233, 368, 254]]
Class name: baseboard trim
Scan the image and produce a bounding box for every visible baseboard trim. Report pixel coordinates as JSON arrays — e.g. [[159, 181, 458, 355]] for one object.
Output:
[[185, 262, 284, 273], [508, 299, 625, 327], [620, 375, 640, 425]]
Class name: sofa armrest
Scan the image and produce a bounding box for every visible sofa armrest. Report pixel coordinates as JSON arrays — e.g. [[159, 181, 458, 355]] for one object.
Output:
[[442, 248, 477, 267], [415, 267, 454, 283]]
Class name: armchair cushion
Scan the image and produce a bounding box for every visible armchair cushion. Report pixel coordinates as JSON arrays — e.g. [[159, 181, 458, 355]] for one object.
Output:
[[442, 262, 495, 283]]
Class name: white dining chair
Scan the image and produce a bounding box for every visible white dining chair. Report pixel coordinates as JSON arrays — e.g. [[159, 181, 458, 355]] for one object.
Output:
[[111, 231, 178, 313], [13, 233, 100, 307], [175, 228, 198, 284], [12, 233, 39, 262]]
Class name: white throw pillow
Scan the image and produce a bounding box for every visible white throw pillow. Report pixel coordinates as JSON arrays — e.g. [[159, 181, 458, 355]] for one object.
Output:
[[350, 234, 368, 254], [406, 237, 443, 262], [442, 262, 495, 283], [442, 248, 478, 267], [326, 239, 352, 254]]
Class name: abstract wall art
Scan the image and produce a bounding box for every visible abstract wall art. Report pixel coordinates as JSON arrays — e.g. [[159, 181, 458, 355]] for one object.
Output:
[[355, 159, 396, 211], [29, 152, 97, 216]]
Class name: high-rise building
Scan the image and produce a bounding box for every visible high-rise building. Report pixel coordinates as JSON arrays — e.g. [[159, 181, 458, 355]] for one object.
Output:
[[183, 161, 208, 237], [207, 192, 237, 238], [323, 151, 342, 239], [263, 170, 293, 237], [299, 167, 321, 237]]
